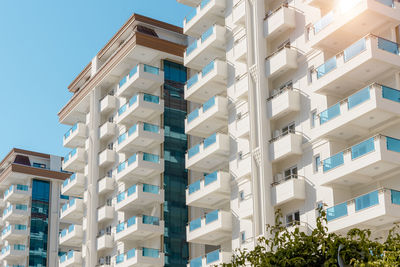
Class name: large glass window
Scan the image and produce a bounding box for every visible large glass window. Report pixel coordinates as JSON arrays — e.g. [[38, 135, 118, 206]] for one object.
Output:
[[29, 179, 50, 267]]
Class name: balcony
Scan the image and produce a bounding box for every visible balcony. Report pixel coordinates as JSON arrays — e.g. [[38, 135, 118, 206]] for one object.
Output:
[[98, 149, 116, 168], [305, 0, 335, 10], [97, 205, 114, 223], [265, 46, 298, 79], [117, 64, 164, 98], [183, 0, 225, 37], [63, 123, 86, 148], [271, 176, 306, 206], [264, 4, 296, 40], [116, 93, 164, 126], [230, 73, 248, 100], [186, 171, 230, 209], [116, 153, 164, 183], [185, 96, 228, 138], [232, 0, 245, 26], [0, 244, 28, 261], [97, 233, 113, 251], [3, 205, 29, 222], [187, 209, 232, 245], [185, 60, 227, 104], [59, 224, 83, 247], [233, 35, 247, 62], [326, 189, 400, 233], [116, 123, 164, 154], [186, 133, 229, 173], [115, 216, 164, 242], [309, 0, 400, 51], [98, 176, 114, 195], [3, 184, 31, 203], [267, 88, 301, 120], [178, 0, 201, 6], [115, 248, 164, 267], [100, 95, 117, 115], [99, 122, 116, 141], [60, 198, 84, 223], [115, 184, 164, 212], [234, 112, 250, 139], [269, 131, 303, 162], [61, 173, 85, 197], [314, 84, 400, 140], [188, 250, 232, 267], [1, 224, 28, 242], [312, 35, 400, 95], [59, 251, 82, 267], [62, 148, 86, 173], [184, 25, 226, 70], [321, 135, 400, 186]]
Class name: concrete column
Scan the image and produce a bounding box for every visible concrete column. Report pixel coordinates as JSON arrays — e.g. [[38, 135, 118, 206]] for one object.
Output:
[[48, 180, 61, 266]]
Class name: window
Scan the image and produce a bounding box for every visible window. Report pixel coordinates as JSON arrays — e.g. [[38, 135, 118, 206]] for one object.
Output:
[[282, 122, 295, 136], [108, 116, 114, 123], [311, 110, 317, 128], [33, 163, 46, 169], [106, 198, 112, 206], [239, 191, 245, 202], [308, 67, 314, 84], [314, 155, 321, 173], [238, 151, 243, 161], [286, 211, 300, 227], [106, 170, 113, 178], [240, 231, 246, 244], [284, 166, 298, 180], [107, 142, 113, 150]]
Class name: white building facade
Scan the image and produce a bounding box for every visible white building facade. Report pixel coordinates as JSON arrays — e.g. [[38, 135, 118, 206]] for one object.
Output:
[[178, 0, 400, 266]]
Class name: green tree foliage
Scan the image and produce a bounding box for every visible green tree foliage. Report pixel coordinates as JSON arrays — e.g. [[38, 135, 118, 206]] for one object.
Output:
[[222, 209, 400, 267]]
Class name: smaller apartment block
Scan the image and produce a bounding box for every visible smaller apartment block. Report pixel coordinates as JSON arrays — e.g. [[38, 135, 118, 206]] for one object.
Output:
[[0, 148, 70, 267]]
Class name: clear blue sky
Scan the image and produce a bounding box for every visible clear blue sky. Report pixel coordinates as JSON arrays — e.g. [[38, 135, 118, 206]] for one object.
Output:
[[0, 0, 192, 160]]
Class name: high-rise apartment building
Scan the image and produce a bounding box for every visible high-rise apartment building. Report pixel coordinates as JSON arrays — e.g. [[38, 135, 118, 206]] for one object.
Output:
[[0, 148, 70, 267], [178, 0, 400, 266], [58, 14, 189, 267]]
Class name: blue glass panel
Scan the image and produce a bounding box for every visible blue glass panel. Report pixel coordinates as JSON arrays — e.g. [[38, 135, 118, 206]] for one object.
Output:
[[188, 145, 200, 158], [189, 218, 201, 231], [70, 173, 76, 181], [187, 74, 198, 88], [127, 248, 136, 259], [127, 185, 136, 196], [117, 162, 126, 173], [186, 41, 198, 55], [144, 64, 160, 75], [118, 104, 127, 116], [129, 95, 138, 106], [143, 123, 159, 133], [188, 180, 201, 195], [205, 210, 219, 224], [129, 65, 138, 78], [378, 37, 399, 54], [351, 138, 375, 159], [190, 257, 202, 267], [391, 190, 400, 205], [15, 224, 26, 230], [206, 250, 220, 264], [204, 133, 217, 149], [187, 109, 199, 123], [344, 38, 366, 62], [127, 216, 137, 227], [144, 94, 160, 104], [116, 254, 124, 264], [16, 204, 27, 211], [67, 250, 74, 259], [204, 171, 218, 186], [323, 152, 344, 172], [201, 0, 211, 9], [118, 133, 127, 144], [377, 0, 394, 7], [119, 76, 127, 88], [201, 26, 214, 43], [319, 103, 340, 125], [382, 86, 400, 103], [16, 185, 28, 191], [143, 215, 160, 225], [355, 190, 379, 211], [60, 254, 66, 263], [128, 154, 137, 165], [143, 248, 159, 258], [68, 224, 75, 233], [314, 11, 334, 34], [143, 184, 160, 194], [116, 223, 125, 233], [117, 192, 125, 203], [70, 198, 76, 207], [203, 96, 215, 112], [143, 153, 159, 163], [326, 202, 348, 221], [316, 57, 337, 79], [185, 9, 197, 23], [387, 137, 400, 153], [202, 61, 215, 77], [128, 124, 138, 136], [348, 86, 370, 109]]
